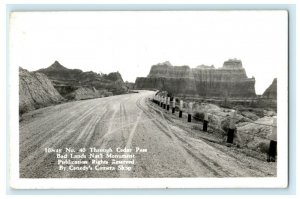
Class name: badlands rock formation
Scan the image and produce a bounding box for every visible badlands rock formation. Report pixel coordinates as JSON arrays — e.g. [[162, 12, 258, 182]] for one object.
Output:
[[37, 61, 127, 98], [135, 59, 256, 97], [66, 87, 113, 100], [19, 67, 64, 114], [262, 78, 277, 99]]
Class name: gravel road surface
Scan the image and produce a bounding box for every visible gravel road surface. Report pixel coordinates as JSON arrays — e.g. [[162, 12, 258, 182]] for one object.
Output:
[[19, 90, 276, 178]]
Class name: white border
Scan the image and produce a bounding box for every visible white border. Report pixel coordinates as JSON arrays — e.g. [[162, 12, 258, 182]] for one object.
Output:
[[8, 10, 288, 189]]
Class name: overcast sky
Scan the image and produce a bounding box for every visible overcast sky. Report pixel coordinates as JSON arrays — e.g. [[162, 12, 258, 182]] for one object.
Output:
[[10, 11, 287, 94]]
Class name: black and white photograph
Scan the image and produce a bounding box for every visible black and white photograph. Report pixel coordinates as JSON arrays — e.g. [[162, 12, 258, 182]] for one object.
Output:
[[9, 10, 288, 188]]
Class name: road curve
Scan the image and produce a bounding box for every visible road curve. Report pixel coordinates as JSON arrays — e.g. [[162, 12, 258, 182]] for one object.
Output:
[[19, 90, 275, 178]]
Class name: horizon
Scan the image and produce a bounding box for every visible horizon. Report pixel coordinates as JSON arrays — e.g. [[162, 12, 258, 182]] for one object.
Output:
[[10, 11, 287, 94], [20, 59, 276, 94]]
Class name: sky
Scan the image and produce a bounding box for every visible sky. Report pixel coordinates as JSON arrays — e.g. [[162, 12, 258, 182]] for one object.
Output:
[[9, 11, 287, 94]]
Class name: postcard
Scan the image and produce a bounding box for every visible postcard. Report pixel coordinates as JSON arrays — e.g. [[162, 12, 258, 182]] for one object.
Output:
[[9, 10, 288, 189]]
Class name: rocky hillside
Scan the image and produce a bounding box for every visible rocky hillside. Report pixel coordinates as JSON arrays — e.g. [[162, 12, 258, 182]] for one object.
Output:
[[19, 67, 64, 114], [263, 78, 277, 99], [65, 87, 113, 100], [37, 61, 127, 98], [135, 59, 256, 98], [189, 102, 276, 153]]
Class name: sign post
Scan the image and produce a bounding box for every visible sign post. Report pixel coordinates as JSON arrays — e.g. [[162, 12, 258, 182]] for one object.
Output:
[[267, 116, 277, 162], [227, 110, 236, 143], [203, 112, 208, 132], [172, 98, 176, 113], [179, 100, 183, 118], [167, 97, 170, 111], [188, 102, 193, 122]]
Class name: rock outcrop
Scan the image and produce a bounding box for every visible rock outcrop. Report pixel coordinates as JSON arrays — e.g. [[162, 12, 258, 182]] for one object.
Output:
[[124, 81, 135, 90], [135, 59, 256, 97], [191, 102, 275, 152], [19, 67, 64, 114], [66, 87, 113, 100], [262, 78, 277, 99], [37, 61, 127, 98]]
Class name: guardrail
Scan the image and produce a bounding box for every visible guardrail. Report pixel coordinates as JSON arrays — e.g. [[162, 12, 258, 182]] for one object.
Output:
[[151, 92, 277, 162]]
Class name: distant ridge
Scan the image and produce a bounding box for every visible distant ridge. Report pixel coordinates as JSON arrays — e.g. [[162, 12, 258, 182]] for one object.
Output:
[[157, 61, 172, 66], [263, 78, 277, 99], [36, 61, 127, 98], [135, 59, 256, 97], [47, 60, 68, 70]]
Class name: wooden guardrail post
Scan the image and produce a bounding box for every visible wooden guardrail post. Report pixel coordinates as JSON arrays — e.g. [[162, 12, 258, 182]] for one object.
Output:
[[187, 102, 193, 122], [267, 116, 277, 162], [227, 110, 236, 143], [160, 96, 163, 107], [167, 97, 170, 110], [179, 100, 183, 118], [203, 112, 208, 132], [163, 96, 166, 109], [172, 97, 176, 113]]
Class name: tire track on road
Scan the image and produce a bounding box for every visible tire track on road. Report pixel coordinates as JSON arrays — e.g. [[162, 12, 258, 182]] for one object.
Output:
[[20, 100, 95, 133], [119, 110, 143, 178], [141, 97, 224, 177], [20, 99, 109, 177], [20, 102, 99, 153], [146, 98, 272, 177]]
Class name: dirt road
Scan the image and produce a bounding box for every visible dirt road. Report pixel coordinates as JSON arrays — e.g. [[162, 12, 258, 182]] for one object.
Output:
[[19, 90, 276, 178]]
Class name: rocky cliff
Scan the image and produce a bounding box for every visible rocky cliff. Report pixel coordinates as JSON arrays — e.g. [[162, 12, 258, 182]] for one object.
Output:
[[135, 59, 256, 97], [262, 78, 277, 99], [37, 61, 127, 97], [19, 67, 64, 114]]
